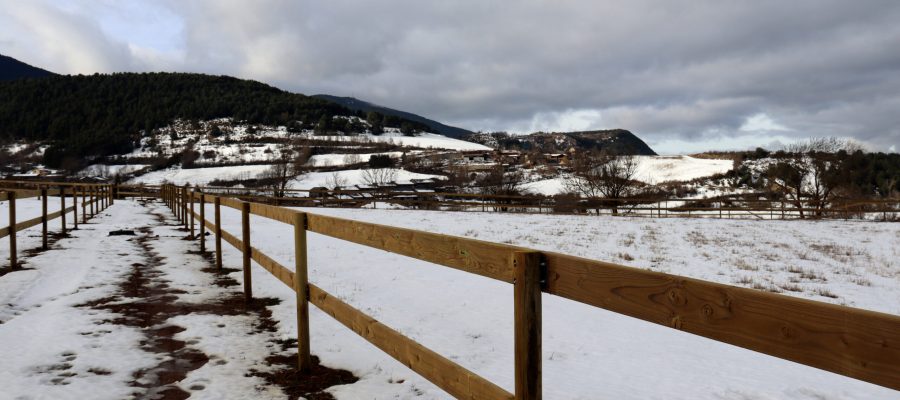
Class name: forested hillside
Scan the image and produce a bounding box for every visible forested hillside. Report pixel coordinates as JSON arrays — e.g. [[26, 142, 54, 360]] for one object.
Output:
[[0, 72, 427, 167]]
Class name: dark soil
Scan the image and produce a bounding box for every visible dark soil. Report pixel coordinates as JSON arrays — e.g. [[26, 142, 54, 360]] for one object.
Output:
[[248, 341, 358, 400]]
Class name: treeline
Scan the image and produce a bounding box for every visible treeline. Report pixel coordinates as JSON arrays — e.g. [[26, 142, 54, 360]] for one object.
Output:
[[729, 145, 900, 202], [0, 72, 427, 169]]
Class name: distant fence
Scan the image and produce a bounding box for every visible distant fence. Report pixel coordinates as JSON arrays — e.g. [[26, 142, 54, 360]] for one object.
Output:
[[0, 181, 113, 270], [123, 183, 900, 221], [153, 183, 899, 398]]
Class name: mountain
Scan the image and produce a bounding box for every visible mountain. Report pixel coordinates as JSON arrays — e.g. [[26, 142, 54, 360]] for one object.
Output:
[[0, 72, 429, 167], [0, 54, 55, 81], [312, 94, 473, 139], [464, 129, 657, 155]]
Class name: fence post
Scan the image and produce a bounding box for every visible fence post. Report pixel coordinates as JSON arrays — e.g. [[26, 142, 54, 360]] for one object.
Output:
[[513, 251, 542, 400], [294, 212, 312, 371], [241, 201, 253, 302], [181, 187, 187, 226], [72, 186, 78, 229], [199, 193, 206, 252], [8, 191, 17, 270], [81, 186, 87, 223], [60, 186, 66, 234], [214, 196, 222, 270], [189, 190, 195, 239], [41, 187, 48, 250], [90, 186, 95, 217]]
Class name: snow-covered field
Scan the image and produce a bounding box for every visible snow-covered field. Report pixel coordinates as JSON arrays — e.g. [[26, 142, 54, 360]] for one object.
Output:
[[317, 132, 492, 151], [633, 155, 733, 184], [3, 199, 897, 399], [128, 165, 273, 185], [521, 156, 734, 195], [288, 168, 445, 189], [209, 205, 898, 399], [306, 151, 404, 167]]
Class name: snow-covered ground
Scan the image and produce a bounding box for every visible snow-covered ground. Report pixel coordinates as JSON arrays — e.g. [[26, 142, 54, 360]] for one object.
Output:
[[127, 165, 445, 189], [317, 132, 492, 151], [289, 168, 445, 189], [0, 200, 292, 399], [78, 164, 149, 177], [205, 205, 898, 399], [306, 151, 404, 167], [521, 156, 735, 196], [128, 165, 273, 185], [633, 155, 733, 184], [521, 177, 568, 195], [3, 199, 897, 399]]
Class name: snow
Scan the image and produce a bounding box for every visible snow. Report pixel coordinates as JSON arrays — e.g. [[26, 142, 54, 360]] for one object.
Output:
[[318, 132, 492, 151], [0, 200, 290, 399], [128, 165, 273, 185], [3, 198, 897, 399], [306, 152, 403, 167], [205, 205, 898, 399], [289, 168, 446, 189], [633, 155, 733, 184], [79, 164, 150, 177], [521, 178, 568, 196]]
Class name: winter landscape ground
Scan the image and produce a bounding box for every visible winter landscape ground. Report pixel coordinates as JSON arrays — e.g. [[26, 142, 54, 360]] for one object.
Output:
[[0, 198, 897, 399]]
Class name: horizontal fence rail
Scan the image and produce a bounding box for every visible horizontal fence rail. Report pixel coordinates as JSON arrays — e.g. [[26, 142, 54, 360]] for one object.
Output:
[[121, 182, 900, 222], [1, 181, 114, 270], [149, 184, 900, 398]]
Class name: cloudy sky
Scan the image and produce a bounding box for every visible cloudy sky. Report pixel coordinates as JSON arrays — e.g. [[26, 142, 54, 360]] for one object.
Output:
[[2, 0, 899, 154]]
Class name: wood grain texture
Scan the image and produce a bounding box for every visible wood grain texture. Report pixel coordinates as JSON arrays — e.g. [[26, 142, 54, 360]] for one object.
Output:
[[248, 246, 295, 288], [307, 213, 519, 282], [294, 212, 312, 372], [16, 215, 43, 231], [219, 196, 244, 211], [241, 201, 253, 301], [308, 283, 514, 400], [513, 252, 542, 400], [249, 202, 297, 224], [220, 228, 242, 250], [543, 252, 900, 391]]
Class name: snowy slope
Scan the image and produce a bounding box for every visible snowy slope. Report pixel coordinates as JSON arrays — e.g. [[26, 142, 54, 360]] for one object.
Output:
[[633, 155, 733, 184], [318, 131, 492, 151], [306, 152, 404, 167], [289, 168, 445, 189], [128, 165, 273, 185]]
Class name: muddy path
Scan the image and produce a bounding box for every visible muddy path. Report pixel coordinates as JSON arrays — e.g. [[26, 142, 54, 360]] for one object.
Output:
[[79, 200, 356, 399]]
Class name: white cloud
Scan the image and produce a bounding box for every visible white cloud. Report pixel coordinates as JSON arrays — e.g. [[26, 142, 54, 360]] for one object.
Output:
[[739, 113, 791, 132], [518, 109, 604, 133]]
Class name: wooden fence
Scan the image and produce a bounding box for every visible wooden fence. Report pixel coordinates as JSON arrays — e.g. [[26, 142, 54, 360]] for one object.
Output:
[[1, 182, 113, 270], [126, 183, 900, 221], [155, 183, 899, 399]]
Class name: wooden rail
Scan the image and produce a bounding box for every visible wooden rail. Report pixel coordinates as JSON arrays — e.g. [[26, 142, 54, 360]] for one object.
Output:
[[1, 182, 113, 270], [124, 182, 900, 222], [158, 184, 900, 398]]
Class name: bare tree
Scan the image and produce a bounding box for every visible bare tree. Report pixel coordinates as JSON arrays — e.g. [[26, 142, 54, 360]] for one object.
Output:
[[325, 171, 348, 190], [475, 164, 524, 211], [362, 168, 397, 188], [261, 146, 311, 197], [769, 137, 856, 218], [342, 153, 362, 166], [565, 151, 638, 214]]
